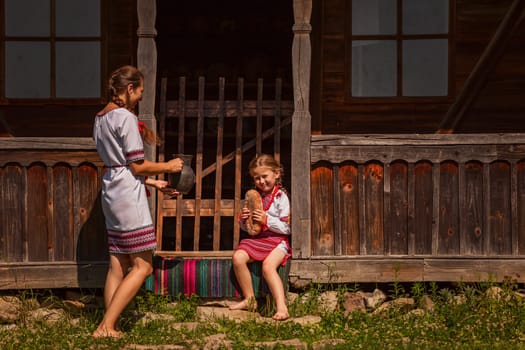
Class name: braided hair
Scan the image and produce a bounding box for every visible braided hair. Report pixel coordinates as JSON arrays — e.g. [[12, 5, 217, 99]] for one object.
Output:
[[107, 65, 144, 111]]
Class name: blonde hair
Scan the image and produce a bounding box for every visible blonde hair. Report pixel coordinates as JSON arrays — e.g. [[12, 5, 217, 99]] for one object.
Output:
[[248, 154, 284, 189]]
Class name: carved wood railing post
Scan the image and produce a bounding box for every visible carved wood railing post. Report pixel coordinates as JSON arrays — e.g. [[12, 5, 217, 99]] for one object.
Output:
[[137, 0, 158, 220], [291, 0, 312, 258]]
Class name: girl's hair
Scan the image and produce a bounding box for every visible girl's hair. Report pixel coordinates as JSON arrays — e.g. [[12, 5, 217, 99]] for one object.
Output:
[[108, 65, 144, 110], [248, 154, 286, 190]]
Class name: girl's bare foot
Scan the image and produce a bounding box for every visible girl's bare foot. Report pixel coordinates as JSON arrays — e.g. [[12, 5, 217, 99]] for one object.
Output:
[[92, 326, 123, 338], [229, 298, 257, 312], [272, 311, 289, 321]]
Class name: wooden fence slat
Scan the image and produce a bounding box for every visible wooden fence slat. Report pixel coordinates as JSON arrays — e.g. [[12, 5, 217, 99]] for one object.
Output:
[[26, 165, 48, 261], [155, 77, 168, 249], [256, 78, 263, 155], [193, 77, 205, 251], [489, 161, 512, 255], [233, 78, 244, 247], [311, 164, 334, 256], [511, 162, 518, 255], [414, 161, 433, 255], [176, 76, 186, 251], [333, 165, 341, 256], [213, 78, 225, 251], [364, 163, 384, 255], [407, 163, 415, 255], [274, 79, 282, 164], [462, 162, 484, 255], [53, 165, 74, 261], [438, 162, 460, 255], [389, 161, 408, 255], [339, 163, 359, 255], [518, 161, 525, 254]]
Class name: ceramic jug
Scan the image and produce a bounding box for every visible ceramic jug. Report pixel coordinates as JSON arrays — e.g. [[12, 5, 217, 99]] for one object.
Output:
[[168, 154, 195, 194]]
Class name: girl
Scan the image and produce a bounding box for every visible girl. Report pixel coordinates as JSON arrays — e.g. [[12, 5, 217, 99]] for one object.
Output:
[[92, 65, 184, 337], [230, 154, 291, 321]]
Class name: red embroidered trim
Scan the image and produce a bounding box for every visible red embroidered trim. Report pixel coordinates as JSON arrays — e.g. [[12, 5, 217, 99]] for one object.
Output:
[[261, 186, 280, 211]]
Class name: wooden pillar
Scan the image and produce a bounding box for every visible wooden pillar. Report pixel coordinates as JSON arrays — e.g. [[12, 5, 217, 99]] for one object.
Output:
[[137, 0, 158, 221], [291, 0, 312, 258]]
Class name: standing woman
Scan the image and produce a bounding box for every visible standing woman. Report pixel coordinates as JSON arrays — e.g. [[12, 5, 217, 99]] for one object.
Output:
[[92, 65, 183, 338]]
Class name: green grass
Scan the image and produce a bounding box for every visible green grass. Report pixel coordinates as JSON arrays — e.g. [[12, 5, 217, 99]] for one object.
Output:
[[1, 279, 525, 349]]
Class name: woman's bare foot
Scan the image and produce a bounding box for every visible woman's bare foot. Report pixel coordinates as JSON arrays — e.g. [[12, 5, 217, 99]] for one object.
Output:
[[272, 311, 290, 321], [229, 298, 257, 312], [92, 326, 123, 338]]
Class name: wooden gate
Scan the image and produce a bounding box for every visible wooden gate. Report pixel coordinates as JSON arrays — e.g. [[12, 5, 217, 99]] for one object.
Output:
[[155, 77, 293, 257]]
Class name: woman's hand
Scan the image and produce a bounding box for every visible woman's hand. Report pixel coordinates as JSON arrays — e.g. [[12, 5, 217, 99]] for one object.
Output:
[[166, 158, 184, 173]]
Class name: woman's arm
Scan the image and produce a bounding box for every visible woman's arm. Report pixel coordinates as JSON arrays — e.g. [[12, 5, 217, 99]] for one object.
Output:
[[129, 158, 183, 176]]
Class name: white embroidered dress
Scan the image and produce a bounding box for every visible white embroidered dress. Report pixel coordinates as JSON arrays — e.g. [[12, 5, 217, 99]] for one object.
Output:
[[93, 108, 156, 254]]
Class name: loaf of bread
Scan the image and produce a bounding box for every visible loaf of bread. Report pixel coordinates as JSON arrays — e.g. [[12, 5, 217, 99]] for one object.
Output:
[[245, 189, 263, 236]]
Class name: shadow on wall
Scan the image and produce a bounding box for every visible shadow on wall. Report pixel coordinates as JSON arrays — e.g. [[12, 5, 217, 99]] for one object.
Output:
[[76, 190, 109, 289]]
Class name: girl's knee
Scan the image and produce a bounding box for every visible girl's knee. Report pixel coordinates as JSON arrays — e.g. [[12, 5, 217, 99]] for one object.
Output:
[[232, 250, 249, 266]]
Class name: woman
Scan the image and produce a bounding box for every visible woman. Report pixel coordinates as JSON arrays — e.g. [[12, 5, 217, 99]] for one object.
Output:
[[92, 65, 183, 338]]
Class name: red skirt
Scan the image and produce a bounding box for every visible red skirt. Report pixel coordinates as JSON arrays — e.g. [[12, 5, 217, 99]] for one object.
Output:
[[235, 232, 291, 266]]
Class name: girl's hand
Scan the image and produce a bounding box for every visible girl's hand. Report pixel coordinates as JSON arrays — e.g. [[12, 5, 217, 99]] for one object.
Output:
[[147, 179, 180, 197], [240, 206, 250, 220], [251, 209, 267, 224]]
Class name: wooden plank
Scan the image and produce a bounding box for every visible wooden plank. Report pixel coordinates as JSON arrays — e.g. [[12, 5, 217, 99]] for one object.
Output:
[[0, 165, 24, 261], [175, 77, 187, 252], [193, 77, 205, 251], [489, 161, 512, 255], [213, 78, 225, 251], [438, 162, 460, 254], [414, 162, 433, 254], [363, 163, 384, 255], [26, 164, 48, 261], [165, 100, 294, 118], [338, 163, 359, 255], [0, 151, 103, 167], [311, 163, 334, 256], [511, 162, 518, 255], [389, 161, 408, 255], [407, 163, 415, 255], [0, 262, 108, 289], [432, 163, 440, 255], [52, 165, 74, 261], [289, 258, 525, 285], [462, 162, 484, 255], [155, 77, 168, 249], [233, 78, 244, 247], [0, 138, 97, 150], [333, 165, 341, 255], [291, 0, 312, 259], [518, 162, 525, 254], [312, 143, 525, 164]]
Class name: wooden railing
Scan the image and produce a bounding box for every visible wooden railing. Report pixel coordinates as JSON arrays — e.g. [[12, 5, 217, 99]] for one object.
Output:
[[283, 134, 525, 286], [309, 134, 525, 258], [155, 77, 293, 256], [0, 138, 107, 289]]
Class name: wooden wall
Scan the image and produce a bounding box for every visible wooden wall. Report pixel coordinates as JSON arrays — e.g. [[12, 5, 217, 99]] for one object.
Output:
[[287, 133, 525, 286], [0, 138, 107, 289], [0, 0, 137, 138], [312, 0, 525, 134]]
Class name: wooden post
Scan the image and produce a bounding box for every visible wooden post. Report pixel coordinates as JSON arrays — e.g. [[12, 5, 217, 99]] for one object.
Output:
[[137, 0, 158, 221], [291, 0, 312, 258]]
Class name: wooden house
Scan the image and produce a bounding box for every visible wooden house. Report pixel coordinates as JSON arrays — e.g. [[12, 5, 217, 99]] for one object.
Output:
[[1, 0, 525, 291]]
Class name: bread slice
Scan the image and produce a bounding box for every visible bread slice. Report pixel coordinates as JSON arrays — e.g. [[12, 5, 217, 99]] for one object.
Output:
[[245, 189, 263, 235]]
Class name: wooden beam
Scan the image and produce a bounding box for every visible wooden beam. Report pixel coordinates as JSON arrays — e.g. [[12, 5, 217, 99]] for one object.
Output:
[[437, 0, 525, 133], [291, 0, 313, 259]]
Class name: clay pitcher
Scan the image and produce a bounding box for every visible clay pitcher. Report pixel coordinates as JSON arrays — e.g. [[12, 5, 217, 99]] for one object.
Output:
[[168, 154, 195, 194]]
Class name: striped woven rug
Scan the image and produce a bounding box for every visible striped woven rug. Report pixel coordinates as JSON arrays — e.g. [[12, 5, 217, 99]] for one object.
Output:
[[144, 255, 291, 298]]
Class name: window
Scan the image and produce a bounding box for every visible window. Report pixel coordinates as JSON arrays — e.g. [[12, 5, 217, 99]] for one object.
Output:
[[2, 0, 102, 101], [349, 0, 451, 99]]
